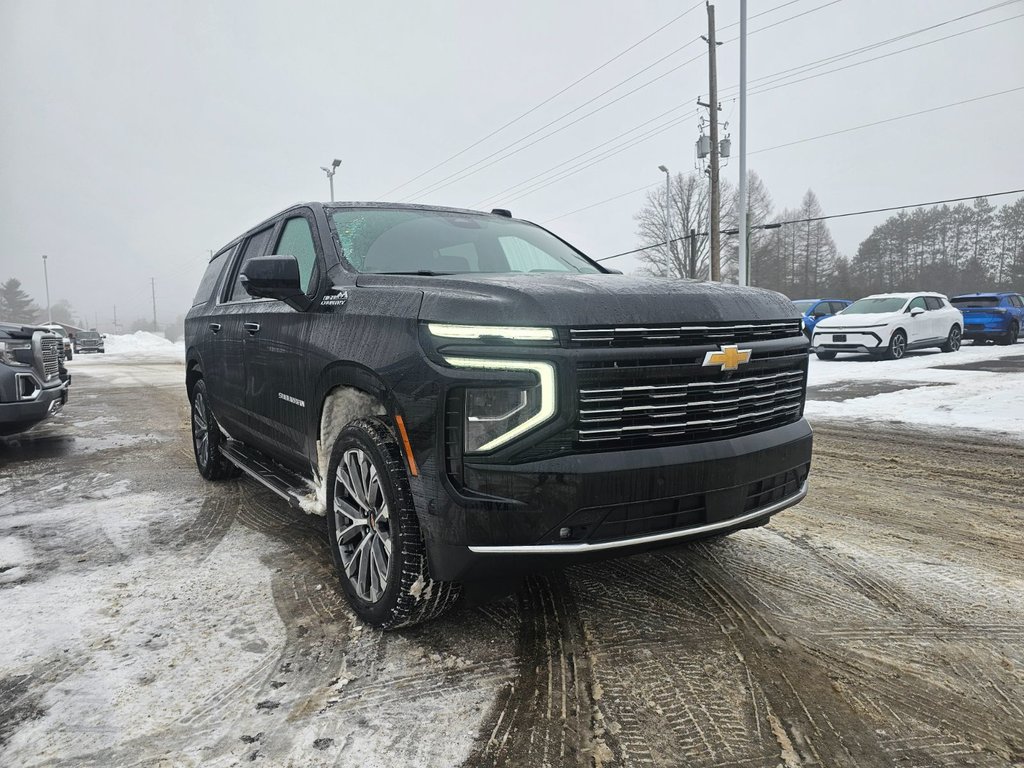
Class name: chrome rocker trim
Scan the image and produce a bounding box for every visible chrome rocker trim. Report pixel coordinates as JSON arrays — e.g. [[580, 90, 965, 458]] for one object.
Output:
[[468, 481, 808, 554]]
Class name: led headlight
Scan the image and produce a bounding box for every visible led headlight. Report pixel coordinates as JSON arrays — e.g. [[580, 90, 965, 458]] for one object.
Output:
[[427, 324, 555, 342], [0, 340, 31, 366], [444, 357, 556, 453]]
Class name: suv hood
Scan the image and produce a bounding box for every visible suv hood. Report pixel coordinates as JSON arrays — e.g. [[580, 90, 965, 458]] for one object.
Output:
[[355, 273, 797, 326], [816, 312, 902, 329]]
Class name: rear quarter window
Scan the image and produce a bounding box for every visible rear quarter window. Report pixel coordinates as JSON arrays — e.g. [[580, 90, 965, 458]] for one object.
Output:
[[193, 246, 236, 306]]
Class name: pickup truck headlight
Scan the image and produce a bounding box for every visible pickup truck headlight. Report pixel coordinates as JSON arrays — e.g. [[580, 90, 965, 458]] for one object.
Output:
[[0, 340, 32, 366], [444, 357, 556, 453]]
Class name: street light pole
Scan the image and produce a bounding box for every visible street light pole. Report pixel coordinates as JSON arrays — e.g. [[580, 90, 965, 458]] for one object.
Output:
[[658, 165, 672, 268], [737, 0, 749, 286], [320, 158, 342, 202], [41, 254, 52, 324]]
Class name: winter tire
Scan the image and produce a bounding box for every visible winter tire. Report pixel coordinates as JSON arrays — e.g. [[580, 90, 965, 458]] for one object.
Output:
[[190, 379, 239, 480], [326, 417, 460, 629], [885, 330, 907, 360], [941, 325, 962, 353], [815, 351, 837, 360], [997, 321, 1019, 346]]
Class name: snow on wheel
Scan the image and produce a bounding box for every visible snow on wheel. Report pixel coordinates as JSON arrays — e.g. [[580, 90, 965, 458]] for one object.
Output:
[[326, 417, 459, 629]]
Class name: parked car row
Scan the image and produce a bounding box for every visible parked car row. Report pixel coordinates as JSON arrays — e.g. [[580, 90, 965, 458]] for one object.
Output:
[[794, 291, 1022, 360]]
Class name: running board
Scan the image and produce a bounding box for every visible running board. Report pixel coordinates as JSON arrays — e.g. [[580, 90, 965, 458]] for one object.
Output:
[[220, 440, 312, 509]]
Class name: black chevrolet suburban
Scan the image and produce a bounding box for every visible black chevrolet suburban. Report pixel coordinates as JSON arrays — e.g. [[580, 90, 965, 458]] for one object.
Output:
[[1, 323, 70, 435], [185, 203, 812, 628]]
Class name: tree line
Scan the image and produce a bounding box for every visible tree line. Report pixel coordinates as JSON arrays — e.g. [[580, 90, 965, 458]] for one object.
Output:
[[633, 172, 1023, 299]]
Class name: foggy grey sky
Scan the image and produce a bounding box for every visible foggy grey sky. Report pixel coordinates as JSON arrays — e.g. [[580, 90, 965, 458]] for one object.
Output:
[[1, 0, 1022, 329]]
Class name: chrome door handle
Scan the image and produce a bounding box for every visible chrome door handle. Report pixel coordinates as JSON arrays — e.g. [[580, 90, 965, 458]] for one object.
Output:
[[209, 323, 222, 333], [243, 322, 261, 335]]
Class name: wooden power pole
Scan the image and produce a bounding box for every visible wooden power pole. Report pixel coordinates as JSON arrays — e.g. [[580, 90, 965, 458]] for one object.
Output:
[[706, 3, 721, 282]]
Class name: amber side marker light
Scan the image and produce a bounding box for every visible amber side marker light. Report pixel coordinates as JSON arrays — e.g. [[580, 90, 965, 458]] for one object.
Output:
[[394, 414, 419, 477]]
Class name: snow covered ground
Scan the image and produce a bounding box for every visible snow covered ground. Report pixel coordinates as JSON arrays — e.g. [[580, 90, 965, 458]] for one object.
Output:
[[805, 342, 1024, 439], [73, 331, 186, 363]]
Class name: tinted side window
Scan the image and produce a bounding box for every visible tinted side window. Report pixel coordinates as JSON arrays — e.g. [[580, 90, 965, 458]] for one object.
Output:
[[273, 217, 318, 292], [1011, 296, 1023, 308], [193, 246, 236, 306], [228, 227, 275, 301], [925, 297, 943, 310], [907, 297, 927, 312], [829, 301, 848, 314]]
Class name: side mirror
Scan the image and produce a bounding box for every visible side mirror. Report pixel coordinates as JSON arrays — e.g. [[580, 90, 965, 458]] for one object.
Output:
[[909, 307, 925, 317], [241, 256, 310, 310]]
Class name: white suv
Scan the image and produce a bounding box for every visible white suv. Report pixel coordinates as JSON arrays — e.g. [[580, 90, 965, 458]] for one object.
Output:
[[812, 292, 963, 360]]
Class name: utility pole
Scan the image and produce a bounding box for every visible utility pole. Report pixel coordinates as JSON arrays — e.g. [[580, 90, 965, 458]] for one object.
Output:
[[151, 278, 157, 331], [706, 3, 722, 282], [113, 304, 120, 333], [737, 0, 749, 286], [689, 228, 698, 279]]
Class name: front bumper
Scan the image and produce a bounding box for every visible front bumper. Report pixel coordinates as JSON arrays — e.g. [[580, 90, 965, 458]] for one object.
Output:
[[811, 329, 884, 354], [423, 418, 812, 581], [0, 376, 70, 435]]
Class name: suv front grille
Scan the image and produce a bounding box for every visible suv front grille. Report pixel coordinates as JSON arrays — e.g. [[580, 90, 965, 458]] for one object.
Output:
[[569, 319, 802, 347], [40, 337, 60, 380], [577, 361, 805, 448]]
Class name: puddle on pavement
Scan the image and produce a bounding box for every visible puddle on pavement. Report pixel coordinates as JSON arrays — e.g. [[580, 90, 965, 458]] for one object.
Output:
[[806, 380, 952, 402], [932, 354, 1024, 373]]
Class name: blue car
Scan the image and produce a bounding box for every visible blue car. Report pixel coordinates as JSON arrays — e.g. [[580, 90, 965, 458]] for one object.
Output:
[[951, 292, 1024, 345], [792, 298, 853, 337]]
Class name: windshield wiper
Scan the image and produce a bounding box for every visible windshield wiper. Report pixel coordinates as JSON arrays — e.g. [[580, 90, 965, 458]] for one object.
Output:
[[371, 270, 455, 276]]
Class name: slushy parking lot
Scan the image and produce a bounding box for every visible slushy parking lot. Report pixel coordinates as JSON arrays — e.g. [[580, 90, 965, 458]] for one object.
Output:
[[1, 336, 1021, 767]]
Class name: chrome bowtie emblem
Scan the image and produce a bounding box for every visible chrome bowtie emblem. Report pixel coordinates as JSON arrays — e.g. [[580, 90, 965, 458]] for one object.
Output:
[[702, 344, 752, 371]]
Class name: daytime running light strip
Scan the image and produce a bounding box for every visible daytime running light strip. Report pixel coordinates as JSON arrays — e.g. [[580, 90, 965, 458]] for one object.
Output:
[[442, 356, 557, 452], [428, 323, 555, 341]]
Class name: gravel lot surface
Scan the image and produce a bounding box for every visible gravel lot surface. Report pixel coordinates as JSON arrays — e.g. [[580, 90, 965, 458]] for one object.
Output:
[[1, 356, 1022, 767]]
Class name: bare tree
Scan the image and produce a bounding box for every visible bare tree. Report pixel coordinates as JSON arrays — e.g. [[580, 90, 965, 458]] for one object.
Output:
[[634, 172, 735, 280]]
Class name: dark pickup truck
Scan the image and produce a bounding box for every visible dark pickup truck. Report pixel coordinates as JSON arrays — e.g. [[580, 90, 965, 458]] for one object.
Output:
[[1, 323, 70, 435], [185, 202, 812, 628]]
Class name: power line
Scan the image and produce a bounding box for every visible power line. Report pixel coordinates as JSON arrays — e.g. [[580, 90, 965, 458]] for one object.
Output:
[[477, 110, 697, 207], [378, 1, 704, 199], [542, 182, 662, 223], [400, 46, 705, 201], [749, 86, 1024, 155], [398, 0, 846, 202], [724, 0, 1022, 96], [740, 12, 1024, 100], [473, 9, 1023, 211], [470, 104, 691, 206], [597, 188, 1024, 262]]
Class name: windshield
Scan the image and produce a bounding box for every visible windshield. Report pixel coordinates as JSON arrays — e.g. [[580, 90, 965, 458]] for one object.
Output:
[[79, 331, 101, 339], [791, 301, 816, 312], [329, 208, 602, 275], [951, 297, 999, 308], [842, 297, 907, 314]]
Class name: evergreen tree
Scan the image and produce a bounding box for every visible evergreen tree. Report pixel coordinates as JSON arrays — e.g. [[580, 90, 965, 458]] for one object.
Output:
[[0, 278, 41, 323]]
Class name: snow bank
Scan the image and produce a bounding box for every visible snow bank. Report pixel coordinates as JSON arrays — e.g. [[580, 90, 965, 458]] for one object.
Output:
[[101, 331, 185, 362], [806, 342, 1024, 438]]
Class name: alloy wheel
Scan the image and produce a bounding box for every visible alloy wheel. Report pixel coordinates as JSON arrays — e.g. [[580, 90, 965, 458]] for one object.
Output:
[[949, 326, 961, 351], [334, 448, 392, 603], [891, 333, 906, 359], [192, 392, 209, 468]]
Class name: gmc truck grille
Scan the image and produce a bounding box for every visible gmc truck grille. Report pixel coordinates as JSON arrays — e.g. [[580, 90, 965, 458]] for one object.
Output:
[[569, 319, 802, 347], [40, 337, 61, 380], [576, 362, 805, 448]]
